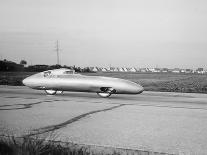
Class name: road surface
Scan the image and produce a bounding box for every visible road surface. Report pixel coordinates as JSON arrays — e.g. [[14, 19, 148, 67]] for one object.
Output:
[[0, 86, 207, 155]]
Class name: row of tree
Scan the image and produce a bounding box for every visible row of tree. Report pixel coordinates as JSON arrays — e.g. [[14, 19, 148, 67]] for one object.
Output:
[[0, 59, 92, 72]]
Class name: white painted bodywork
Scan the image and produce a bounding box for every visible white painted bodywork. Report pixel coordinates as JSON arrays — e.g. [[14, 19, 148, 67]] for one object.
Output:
[[23, 68, 144, 97]]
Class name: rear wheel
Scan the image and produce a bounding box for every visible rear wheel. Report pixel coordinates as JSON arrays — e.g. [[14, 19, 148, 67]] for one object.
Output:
[[97, 92, 111, 98], [45, 90, 57, 95]]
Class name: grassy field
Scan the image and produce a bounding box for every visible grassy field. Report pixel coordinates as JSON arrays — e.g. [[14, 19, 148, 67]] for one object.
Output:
[[84, 72, 207, 93], [0, 71, 207, 93]]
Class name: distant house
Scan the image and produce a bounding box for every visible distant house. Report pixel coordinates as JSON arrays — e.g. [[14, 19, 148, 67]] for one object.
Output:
[[180, 69, 185, 73], [122, 67, 128, 72], [128, 67, 137, 72], [100, 67, 107, 72], [113, 67, 119, 72], [179, 69, 193, 74], [148, 68, 160, 73], [185, 69, 193, 74], [99, 67, 103, 72], [171, 68, 181, 73], [108, 67, 121, 72], [154, 68, 161, 73], [89, 67, 99, 72], [196, 68, 205, 74], [148, 68, 155, 72], [125, 68, 130, 72], [161, 68, 169, 73], [118, 67, 124, 72], [139, 68, 148, 72], [107, 67, 115, 72], [105, 67, 111, 72]]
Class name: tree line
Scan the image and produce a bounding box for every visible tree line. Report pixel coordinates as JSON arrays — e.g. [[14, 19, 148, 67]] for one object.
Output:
[[0, 59, 92, 72]]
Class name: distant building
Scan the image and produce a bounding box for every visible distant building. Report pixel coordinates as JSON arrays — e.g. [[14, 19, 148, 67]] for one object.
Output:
[[180, 69, 185, 73], [118, 67, 125, 72], [139, 68, 148, 72], [171, 68, 181, 73], [89, 67, 99, 72], [122, 67, 128, 72], [100, 67, 107, 72], [128, 67, 137, 72], [113, 67, 119, 72], [107, 67, 115, 72], [148, 68, 156, 72], [154, 68, 161, 73], [185, 69, 193, 74], [196, 68, 205, 74], [161, 68, 169, 73]]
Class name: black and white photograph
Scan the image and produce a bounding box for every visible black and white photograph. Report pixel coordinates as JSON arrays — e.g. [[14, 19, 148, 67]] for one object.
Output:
[[0, 0, 207, 154]]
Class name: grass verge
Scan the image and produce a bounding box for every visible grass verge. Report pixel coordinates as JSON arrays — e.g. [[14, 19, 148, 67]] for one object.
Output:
[[0, 134, 175, 155], [0, 134, 92, 155]]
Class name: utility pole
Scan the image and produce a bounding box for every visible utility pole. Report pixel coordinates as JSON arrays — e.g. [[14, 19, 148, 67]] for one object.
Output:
[[55, 40, 60, 65]]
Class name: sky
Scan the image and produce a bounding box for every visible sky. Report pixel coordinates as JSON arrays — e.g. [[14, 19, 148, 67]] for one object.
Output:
[[0, 0, 207, 69]]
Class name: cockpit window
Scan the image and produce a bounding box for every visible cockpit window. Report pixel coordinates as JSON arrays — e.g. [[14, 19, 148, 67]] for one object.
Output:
[[63, 70, 74, 74], [44, 71, 51, 77]]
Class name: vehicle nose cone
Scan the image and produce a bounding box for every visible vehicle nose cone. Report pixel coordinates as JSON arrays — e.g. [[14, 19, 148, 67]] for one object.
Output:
[[22, 78, 28, 86], [22, 77, 33, 86]]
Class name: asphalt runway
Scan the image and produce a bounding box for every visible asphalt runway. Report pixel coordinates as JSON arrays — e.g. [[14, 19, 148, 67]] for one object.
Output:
[[1, 86, 207, 154]]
